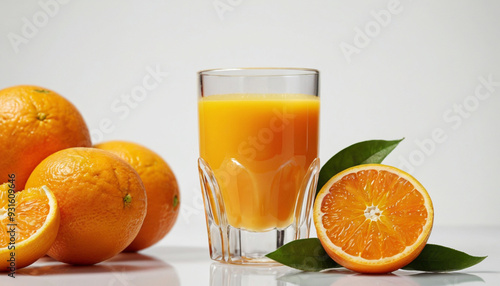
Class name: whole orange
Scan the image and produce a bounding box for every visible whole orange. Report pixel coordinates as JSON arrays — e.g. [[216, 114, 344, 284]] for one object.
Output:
[[95, 141, 180, 252], [0, 85, 91, 191], [25, 147, 147, 265]]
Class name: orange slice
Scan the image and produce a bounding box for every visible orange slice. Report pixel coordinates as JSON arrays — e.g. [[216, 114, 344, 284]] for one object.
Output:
[[313, 164, 434, 274], [1, 183, 60, 271]]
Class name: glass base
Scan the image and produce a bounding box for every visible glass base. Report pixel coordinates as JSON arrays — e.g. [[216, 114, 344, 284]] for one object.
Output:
[[198, 157, 320, 264], [208, 226, 301, 265]]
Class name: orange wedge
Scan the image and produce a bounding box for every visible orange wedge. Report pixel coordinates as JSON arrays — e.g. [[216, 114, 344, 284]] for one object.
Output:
[[313, 164, 434, 274], [1, 183, 60, 271]]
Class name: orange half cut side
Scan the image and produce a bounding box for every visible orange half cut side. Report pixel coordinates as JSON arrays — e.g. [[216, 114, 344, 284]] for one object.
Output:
[[313, 164, 434, 274], [0, 184, 60, 271]]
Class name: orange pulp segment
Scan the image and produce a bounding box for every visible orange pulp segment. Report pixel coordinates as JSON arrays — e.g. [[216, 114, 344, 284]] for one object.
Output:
[[0, 184, 60, 270], [313, 164, 434, 273]]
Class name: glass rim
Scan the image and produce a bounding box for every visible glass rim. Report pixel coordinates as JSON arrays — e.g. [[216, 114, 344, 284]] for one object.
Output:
[[198, 67, 319, 77]]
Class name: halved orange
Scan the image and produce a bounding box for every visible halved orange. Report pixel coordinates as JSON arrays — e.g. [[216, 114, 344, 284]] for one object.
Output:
[[0, 183, 60, 271], [313, 164, 434, 274]]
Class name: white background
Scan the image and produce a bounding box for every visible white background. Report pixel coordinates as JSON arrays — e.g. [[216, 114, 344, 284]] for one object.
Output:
[[1, 0, 499, 248]]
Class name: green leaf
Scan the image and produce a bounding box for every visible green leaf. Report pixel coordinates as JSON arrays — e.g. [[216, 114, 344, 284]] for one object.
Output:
[[173, 195, 179, 208], [34, 89, 50, 93], [402, 244, 487, 272], [266, 238, 341, 272], [266, 240, 487, 273], [316, 138, 403, 197]]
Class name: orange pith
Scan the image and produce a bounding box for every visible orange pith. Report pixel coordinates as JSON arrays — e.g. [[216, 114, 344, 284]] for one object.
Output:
[[314, 164, 433, 274]]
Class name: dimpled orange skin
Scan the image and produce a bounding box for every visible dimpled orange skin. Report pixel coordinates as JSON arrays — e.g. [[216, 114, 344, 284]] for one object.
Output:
[[0, 85, 91, 191], [95, 141, 180, 252], [25, 148, 147, 265]]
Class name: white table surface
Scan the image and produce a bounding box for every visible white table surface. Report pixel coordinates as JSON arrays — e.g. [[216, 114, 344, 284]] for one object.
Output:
[[3, 226, 499, 286]]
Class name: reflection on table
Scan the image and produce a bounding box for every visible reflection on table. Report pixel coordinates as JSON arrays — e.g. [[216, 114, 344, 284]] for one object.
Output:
[[210, 262, 298, 286], [279, 269, 485, 286], [209, 259, 485, 286], [13, 252, 180, 286]]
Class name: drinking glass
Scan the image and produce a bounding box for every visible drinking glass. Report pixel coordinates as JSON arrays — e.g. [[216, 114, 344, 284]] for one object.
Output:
[[198, 68, 320, 264]]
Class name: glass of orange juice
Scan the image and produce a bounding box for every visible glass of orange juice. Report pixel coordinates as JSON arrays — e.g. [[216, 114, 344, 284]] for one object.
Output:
[[198, 68, 320, 264]]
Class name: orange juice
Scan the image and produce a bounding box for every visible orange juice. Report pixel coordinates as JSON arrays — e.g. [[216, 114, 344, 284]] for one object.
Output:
[[198, 93, 319, 231]]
